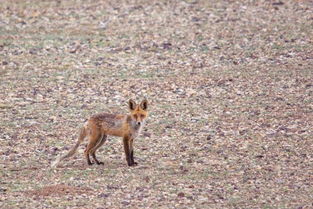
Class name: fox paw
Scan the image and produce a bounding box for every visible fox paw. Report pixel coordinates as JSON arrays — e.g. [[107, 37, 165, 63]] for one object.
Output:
[[129, 162, 138, 166]]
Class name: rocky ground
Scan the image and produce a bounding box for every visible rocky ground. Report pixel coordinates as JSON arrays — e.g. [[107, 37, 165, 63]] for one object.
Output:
[[0, 0, 312, 208]]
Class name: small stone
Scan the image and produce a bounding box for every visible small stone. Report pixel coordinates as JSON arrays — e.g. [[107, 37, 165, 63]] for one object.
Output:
[[144, 176, 150, 183], [177, 192, 185, 198], [143, 132, 151, 137]]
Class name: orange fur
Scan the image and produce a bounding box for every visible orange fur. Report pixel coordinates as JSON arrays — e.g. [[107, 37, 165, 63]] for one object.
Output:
[[51, 99, 148, 167]]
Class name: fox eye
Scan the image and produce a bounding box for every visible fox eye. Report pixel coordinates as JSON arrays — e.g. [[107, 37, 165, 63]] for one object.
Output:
[[140, 114, 145, 118], [133, 114, 138, 119]]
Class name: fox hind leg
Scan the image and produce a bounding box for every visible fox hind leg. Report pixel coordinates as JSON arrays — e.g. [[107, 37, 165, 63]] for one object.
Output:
[[90, 135, 107, 165], [85, 131, 101, 165], [85, 141, 96, 165]]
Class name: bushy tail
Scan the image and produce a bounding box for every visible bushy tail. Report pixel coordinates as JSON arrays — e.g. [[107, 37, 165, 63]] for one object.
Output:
[[51, 127, 86, 168]]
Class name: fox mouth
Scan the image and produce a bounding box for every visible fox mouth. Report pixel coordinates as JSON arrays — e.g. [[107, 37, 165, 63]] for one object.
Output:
[[134, 122, 142, 129]]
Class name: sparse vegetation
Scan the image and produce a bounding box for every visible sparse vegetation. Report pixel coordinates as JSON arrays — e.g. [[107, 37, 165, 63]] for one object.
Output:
[[0, 0, 312, 208]]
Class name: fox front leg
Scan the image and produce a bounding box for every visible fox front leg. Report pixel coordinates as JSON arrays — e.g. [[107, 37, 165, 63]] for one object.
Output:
[[123, 137, 135, 166], [129, 138, 137, 166]]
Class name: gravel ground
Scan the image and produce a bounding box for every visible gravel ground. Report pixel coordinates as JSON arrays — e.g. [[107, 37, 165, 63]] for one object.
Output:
[[0, 0, 312, 208]]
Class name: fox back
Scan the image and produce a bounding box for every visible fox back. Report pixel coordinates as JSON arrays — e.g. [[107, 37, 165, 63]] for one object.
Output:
[[86, 99, 148, 138]]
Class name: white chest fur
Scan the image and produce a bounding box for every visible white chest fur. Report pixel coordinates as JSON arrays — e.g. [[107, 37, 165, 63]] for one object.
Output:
[[130, 121, 144, 139]]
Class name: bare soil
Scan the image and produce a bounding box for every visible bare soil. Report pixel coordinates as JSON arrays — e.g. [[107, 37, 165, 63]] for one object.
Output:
[[0, 0, 312, 208]]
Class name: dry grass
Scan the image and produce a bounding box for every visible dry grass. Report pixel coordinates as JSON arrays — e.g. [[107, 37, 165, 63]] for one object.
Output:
[[0, 0, 312, 208]]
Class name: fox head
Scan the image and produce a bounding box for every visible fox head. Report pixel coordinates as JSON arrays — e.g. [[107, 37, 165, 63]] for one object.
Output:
[[128, 99, 148, 126]]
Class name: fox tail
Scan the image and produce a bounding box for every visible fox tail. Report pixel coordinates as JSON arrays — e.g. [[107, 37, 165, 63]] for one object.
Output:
[[51, 127, 86, 168]]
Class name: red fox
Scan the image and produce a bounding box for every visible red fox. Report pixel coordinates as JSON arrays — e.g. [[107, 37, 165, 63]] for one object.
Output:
[[51, 99, 148, 167]]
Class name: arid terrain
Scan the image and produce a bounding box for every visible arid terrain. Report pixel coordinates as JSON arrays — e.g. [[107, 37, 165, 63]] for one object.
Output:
[[0, 0, 312, 208]]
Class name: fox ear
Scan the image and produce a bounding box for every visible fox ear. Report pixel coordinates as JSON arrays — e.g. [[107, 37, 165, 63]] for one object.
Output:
[[128, 99, 136, 111], [140, 99, 148, 110]]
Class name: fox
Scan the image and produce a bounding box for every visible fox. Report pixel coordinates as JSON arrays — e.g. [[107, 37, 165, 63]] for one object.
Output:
[[51, 99, 148, 168]]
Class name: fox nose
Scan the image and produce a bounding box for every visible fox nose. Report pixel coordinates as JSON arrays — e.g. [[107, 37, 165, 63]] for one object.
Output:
[[137, 122, 141, 126]]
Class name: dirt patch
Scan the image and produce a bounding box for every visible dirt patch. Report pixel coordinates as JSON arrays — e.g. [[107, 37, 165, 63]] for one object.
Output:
[[25, 184, 93, 197]]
